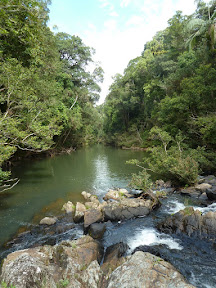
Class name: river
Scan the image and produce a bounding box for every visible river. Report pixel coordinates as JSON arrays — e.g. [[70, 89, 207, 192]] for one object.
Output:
[[0, 145, 216, 288]]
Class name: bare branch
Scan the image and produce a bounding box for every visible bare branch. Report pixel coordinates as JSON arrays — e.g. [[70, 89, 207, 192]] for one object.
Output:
[[0, 179, 20, 193], [70, 94, 78, 110]]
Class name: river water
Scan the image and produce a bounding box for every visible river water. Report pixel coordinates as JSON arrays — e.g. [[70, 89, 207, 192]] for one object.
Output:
[[0, 145, 216, 288]]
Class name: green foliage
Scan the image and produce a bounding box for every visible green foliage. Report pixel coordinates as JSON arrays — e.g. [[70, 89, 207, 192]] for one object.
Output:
[[0, 0, 104, 183], [0, 282, 16, 288], [103, 0, 216, 179], [129, 169, 153, 191], [57, 279, 69, 288]]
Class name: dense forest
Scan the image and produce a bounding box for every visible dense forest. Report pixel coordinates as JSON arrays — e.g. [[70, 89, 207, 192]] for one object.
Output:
[[103, 0, 216, 186], [0, 0, 104, 187], [0, 0, 216, 189]]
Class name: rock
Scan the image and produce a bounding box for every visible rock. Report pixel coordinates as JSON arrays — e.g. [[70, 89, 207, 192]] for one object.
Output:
[[0, 236, 103, 288], [106, 251, 195, 288], [81, 191, 100, 205], [180, 187, 201, 198], [199, 192, 209, 201], [132, 244, 169, 261], [154, 179, 172, 189], [81, 191, 92, 200], [78, 260, 103, 288], [103, 188, 131, 201], [55, 223, 75, 234], [103, 242, 129, 265], [62, 201, 75, 214], [102, 242, 129, 278], [206, 186, 216, 201], [0, 251, 56, 288], [89, 223, 106, 239], [1, 237, 196, 288], [158, 207, 216, 240], [74, 202, 86, 223], [85, 201, 99, 209], [195, 183, 212, 192], [103, 199, 150, 221], [39, 217, 57, 225], [103, 191, 160, 221], [203, 175, 216, 185], [84, 208, 103, 229]]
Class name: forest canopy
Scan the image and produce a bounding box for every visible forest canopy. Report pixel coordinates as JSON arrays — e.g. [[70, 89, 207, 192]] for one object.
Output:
[[103, 0, 216, 185], [0, 0, 104, 186]]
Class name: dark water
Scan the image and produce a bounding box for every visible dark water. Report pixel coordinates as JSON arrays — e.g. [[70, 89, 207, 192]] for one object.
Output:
[[1, 145, 216, 288]]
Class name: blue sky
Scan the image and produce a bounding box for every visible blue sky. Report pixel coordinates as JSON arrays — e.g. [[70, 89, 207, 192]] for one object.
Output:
[[48, 0, 206, 104]]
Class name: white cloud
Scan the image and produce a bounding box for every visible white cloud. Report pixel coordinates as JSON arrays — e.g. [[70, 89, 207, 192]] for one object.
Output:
[[110, 11, 119, 17], [83, 0, 197, 104], [126, 15, 144, 26], [104, 19, 117, 30], [120, 0, 131, 8]]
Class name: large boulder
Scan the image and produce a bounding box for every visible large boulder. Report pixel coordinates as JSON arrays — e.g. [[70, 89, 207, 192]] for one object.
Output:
[[103, 191, 160, 221], [84, 208, 104, 229], [89, 223, 106, 239], [0, 236, 103, 288], [1, 238, 196, 288], [106, 251, 195, 288], [158, 207, 216, 240], [206, 186, 216, 201]]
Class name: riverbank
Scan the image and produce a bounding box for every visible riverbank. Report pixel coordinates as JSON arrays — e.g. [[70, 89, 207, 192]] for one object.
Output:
[[1, 174, 216, 287]]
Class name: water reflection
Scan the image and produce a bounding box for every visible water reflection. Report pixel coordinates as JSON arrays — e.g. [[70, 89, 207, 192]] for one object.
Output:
[[0, 145, 144, 246]]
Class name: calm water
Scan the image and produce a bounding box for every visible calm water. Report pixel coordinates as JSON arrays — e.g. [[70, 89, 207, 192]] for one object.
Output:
[[1, 145, 216, 288], [0, 145, 143, 246]]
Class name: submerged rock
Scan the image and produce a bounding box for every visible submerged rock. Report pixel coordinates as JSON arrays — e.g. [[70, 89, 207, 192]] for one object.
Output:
[[158, 207, 216, 240]]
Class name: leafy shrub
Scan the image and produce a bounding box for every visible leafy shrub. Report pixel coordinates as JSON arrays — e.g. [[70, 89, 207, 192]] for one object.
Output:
[[128, 127, 200, 186]]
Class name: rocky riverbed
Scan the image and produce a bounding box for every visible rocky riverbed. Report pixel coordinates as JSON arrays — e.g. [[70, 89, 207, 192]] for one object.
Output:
[[1, 175, 216, 287]]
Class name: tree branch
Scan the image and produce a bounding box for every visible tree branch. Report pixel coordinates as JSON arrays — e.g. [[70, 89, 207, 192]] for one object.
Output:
[[0, 179, 20, 193]]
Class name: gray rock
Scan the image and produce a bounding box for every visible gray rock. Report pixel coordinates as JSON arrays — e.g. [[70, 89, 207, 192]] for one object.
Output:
[[206, 186, 216, 201], [195, 183, 212, 192], [62, 201, 75, 214], [81, 191, 100, 205], [180, 187, 201, 198], [39, 217, 57, 225], [204, 175, 216, 185], [1, 238, 196, 288], [84, 208, 103, 229], [107, 251, 195, 288], [103, 189, 131, 201], [103, 191, 160, 221], [89, 223, 106, 239], [158, 207, 216, 240], [103, 200, 150, 221], [0, 236, 103, 288], [74, 202, 86, 223]]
